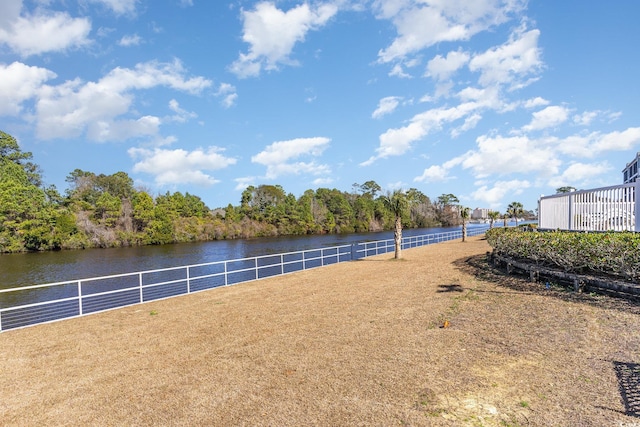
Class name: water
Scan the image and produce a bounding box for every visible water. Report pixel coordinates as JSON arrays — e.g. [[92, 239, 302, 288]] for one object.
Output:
[[0, 224, 488, 290]]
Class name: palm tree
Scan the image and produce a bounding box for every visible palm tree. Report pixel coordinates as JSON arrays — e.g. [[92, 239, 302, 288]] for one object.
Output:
[[460, 206, 470, 242], [507, 201, 524, 226], [383, 190, 408, 259], [487, 210, 500, 229]]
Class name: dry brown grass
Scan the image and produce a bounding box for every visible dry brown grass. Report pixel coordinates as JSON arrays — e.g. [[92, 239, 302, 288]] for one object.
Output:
[[2, 236, 640, 426]]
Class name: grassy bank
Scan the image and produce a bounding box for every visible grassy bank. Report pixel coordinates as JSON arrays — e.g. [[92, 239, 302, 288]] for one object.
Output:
[[1, 236, 639, 426]]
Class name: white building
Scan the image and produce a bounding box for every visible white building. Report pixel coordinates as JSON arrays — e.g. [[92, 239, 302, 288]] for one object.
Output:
[[622, 152, 640, 183], [471, 208, 490, 220]]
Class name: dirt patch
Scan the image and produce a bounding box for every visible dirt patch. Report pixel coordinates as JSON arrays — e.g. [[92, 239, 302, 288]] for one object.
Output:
[[1, 236, 640, 426]]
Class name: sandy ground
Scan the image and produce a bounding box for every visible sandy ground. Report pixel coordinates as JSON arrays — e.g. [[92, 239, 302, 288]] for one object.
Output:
[[1, 236, 640, 426]]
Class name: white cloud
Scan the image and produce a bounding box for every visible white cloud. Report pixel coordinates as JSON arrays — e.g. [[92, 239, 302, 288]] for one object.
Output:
[[456, 85, 501, 106], [0, 0, 22, 28], [511, 127, 640, 160], [451, 113, 482, 138], [87, 115, 161, 141], [375, 0, 525, 63], [469, 25, 543, 89], [234, 176, 256, 191], [118, 34, 142, 46], [522, 105, 570, 132], [216, 83, 238, 108], [389, 63, 412, 78], [591, 127, 640, 152], [167, 99, 197, 123], [372, 96, 402, 119], [461, 134, 561, 178], [0, 61, 56, 115], [426, 49, 470, 81], [523, 97, 549, 109], [362, 101, 486, 165], [548, 161, 611, 188], [129, 146, 237, 186], [573, 111, 599, 126], [0, 9, 91, 56], [414, 165, 450, 183], [471, 179, 531, 206], [88, 0, 138, 15], [251, 136, 331, 179], [313, 177, 333, 186], [230, 1, 338, 78], [221, 93, 238, 109], [34, 59, 212, 141], [414, 157, 463, 183]]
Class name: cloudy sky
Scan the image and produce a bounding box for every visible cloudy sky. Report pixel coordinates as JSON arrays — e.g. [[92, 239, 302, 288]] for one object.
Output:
[[2, 0, 639, 212]]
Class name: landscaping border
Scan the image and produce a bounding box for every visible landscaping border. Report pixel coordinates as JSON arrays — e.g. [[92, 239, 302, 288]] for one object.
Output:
[[488, 251, 640, 298]]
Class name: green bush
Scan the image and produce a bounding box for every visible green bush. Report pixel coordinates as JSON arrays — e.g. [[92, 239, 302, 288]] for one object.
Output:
[[486, 228, 640, 280]]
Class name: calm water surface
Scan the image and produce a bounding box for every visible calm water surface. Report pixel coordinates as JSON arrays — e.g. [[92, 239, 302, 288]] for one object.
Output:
[[0, 224, 489, 290]]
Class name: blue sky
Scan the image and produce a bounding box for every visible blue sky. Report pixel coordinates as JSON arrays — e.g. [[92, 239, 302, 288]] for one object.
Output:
[[2, 0, 640, 213]]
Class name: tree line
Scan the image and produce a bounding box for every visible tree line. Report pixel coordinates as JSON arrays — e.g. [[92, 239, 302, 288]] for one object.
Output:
[[0, 130, 529, 253]]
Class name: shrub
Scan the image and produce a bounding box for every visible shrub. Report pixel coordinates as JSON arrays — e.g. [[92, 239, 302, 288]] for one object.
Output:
[[486, 228, 640, 280]]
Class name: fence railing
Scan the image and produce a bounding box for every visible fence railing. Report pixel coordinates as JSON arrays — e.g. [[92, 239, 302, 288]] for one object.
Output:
[[538, 182, 640, 232], [0, 226, 488, 332]]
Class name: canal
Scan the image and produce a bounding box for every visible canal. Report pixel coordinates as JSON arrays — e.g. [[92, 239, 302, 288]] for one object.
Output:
[[0, 224, 488, 290]]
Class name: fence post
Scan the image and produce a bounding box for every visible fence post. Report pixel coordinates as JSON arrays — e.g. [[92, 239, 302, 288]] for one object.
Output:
[[224, 261, 228, 286], [568, 192, 573, 231], [78, 281, 83, 315]]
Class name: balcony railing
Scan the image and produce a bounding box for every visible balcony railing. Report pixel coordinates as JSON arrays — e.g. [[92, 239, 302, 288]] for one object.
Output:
[[538, 182, 640, 231]]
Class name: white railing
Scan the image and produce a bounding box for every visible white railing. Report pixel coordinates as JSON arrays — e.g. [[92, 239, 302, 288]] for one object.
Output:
[[0, 226, 488, 332], [538, 182, 640, 231]]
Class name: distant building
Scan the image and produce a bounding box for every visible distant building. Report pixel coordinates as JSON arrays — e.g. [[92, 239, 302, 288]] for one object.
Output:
[[623, 152, 640, 183], [471, 208, 490, 220]]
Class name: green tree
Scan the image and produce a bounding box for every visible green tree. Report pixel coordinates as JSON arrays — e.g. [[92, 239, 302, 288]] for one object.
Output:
[[95, 171, 135, 200], [94, 192, 121, 226], [555, 186, 576, 194], [507, 201, 524, 226], [0, 131, 53, 252], [406, 188, 435, 227], [316, 188, 353, 233], [435, 193, 460, 226], [353, 180, 382, 199], [132, 191, 155, 231], [460, 206, 470, 242], [487, 210, 500, 229], [0, 131, 42, 187], [382, 190, 408, 259]]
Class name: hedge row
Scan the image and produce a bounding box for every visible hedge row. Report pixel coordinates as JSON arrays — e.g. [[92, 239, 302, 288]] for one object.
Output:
[[485, 228, 640, 281]]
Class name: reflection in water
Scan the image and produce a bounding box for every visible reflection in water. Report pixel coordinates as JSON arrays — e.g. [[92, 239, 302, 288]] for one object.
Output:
[[0, 225, 486, 290]]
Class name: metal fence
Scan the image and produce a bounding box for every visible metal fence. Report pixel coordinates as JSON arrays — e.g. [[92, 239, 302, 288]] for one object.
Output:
[[538, 182, 640, 232], [0, 226, 488, 332]]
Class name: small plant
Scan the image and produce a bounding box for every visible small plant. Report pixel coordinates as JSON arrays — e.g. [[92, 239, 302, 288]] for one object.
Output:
[[150, 310, 158, 316], [519, 400, 529, 408]]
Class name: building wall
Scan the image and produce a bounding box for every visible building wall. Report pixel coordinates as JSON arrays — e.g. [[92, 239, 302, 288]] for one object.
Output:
[[472, 208, 490, 219], [623, 152, 640, 183]]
